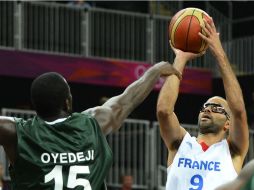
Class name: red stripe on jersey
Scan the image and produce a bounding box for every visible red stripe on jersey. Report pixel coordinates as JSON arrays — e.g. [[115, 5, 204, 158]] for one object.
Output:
[[200, 141, 209, 151]]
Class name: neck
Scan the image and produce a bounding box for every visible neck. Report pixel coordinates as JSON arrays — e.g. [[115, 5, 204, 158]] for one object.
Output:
[[197, 133, 225, 146], [40, 111, 70, 122]]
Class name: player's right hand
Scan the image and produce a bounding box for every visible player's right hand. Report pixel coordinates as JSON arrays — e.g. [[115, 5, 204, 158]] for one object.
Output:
[[170, 40, 206, 62]]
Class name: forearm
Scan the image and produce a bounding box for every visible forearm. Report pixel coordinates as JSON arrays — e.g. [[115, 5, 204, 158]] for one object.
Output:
[[216, 51, 249, 155], [157, 57, 186, 114], [84, 68, 161, 134], [120, 60, 181, 114], [121, 64, 162, 112], [200, 18, 249, 155], [216, 52, 245, 114], [156, 56, 188, 149], [90, 61, 181, 134]]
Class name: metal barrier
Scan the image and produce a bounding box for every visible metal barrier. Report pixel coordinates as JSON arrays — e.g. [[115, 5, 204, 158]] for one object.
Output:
[[0, 1, 240, 73], [90, 8, 150, 62], [0, 1, 14, 47], [205, 2, 232, 43], [22, 2, 83, 55], [2, 1, 254, 76], [3, 1, 254, 76], [106, 119, 151, 189], [1, 108, 36, 119], [226, 37, 254, 76]]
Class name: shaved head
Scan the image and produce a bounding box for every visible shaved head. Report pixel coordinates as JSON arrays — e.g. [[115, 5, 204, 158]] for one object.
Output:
[[31, 72, 72, 118], [206, 96, 231, 119], [198, 96, 231, 135]]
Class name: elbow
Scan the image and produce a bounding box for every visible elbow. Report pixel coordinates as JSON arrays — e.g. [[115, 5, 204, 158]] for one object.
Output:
[[230, 98, 246, 116], [156, 103, 173, 119], [232, 107, 247, 120]]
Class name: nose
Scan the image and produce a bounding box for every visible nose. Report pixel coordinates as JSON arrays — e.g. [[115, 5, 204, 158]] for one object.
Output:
[[203, 106, 212, 113]]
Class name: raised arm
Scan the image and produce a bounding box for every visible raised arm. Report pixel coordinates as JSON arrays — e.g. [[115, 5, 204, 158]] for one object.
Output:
[[199, 19, 249, 160], [156, 46, 201, 165], [83, 61, 181, 135]]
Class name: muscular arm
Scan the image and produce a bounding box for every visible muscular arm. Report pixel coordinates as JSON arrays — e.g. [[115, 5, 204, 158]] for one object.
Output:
[[156, 56, 187, 152], [200, 19, 249, 161], [217, 51, 249, 158], [83, 61, 181, 135], [156, 48, 201, 165]]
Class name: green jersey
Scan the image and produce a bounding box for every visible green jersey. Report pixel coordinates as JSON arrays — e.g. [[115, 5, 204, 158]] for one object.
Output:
[[241, 173, 254, 190], [10, 112, 113, 190]]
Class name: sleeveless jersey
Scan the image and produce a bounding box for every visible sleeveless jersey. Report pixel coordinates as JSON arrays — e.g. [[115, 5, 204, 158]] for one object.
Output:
[[10, 112, 113, 190], [166, 132, 237, 190]]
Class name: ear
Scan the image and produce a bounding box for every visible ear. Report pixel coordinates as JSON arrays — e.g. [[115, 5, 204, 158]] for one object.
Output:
[[223, 120, 230, 131], [65, 98, 71, 112]]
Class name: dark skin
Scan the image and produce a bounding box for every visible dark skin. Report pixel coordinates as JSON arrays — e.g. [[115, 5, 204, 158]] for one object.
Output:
[[0, 61, 182, 166]]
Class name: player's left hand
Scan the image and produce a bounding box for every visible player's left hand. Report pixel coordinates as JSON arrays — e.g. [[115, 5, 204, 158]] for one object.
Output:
[[199, 18, 224, 57]]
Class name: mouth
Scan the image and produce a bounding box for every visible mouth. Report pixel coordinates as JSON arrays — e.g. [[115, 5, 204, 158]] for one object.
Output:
[[201, 114, 211, 121]]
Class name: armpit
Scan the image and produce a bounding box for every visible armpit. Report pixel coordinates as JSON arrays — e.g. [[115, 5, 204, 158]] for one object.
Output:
[[170, 138, 183, 150], [227, 140, 241, 158]]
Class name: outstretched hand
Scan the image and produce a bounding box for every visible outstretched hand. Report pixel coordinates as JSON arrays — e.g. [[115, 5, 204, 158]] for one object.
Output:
[[170, 41, 205, 62], [156, 61, 182, 80]]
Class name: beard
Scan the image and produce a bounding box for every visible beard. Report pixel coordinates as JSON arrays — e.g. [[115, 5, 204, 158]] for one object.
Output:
[[198, 118, 221, 134]]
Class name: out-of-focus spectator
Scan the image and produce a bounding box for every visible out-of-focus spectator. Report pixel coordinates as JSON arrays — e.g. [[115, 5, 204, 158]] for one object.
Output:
[[121, 175, 133, 190], [67, 0, 92, 9]]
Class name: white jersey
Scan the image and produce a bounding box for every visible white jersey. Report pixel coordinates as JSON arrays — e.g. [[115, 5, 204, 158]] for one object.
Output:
[[166, 132, 237, 190]]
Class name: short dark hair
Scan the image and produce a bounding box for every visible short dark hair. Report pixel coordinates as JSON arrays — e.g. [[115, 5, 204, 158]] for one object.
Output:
[[31, 72, 71, 118]]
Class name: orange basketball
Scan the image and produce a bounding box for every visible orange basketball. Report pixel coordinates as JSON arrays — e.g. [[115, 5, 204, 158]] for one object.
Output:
[[169, 7, 211, 53]]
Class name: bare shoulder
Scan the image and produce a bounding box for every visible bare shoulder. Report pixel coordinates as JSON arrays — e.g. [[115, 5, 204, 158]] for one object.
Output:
[[82, 106, 113, 119], [0, 116, 16, 134], [0, 116, 17, 164], [82, 106, 116, 135]]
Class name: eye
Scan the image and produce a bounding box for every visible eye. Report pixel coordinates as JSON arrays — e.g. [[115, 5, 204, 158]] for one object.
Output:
[[215, 107, 226, 114], [216, 107, 224, 112]]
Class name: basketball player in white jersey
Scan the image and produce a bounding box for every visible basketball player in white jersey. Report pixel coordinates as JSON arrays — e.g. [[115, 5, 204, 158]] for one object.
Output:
[[157, 18, 249, 190]]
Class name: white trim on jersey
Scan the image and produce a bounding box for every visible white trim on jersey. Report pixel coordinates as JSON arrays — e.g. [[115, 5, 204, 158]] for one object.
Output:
[[44, 117, 68, 125]]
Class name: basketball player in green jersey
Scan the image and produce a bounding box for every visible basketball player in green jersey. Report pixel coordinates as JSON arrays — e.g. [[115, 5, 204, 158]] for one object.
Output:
[[0, 61, 181, 190]]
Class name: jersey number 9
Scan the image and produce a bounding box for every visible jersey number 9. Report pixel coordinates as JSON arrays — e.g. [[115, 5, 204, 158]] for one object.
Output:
[[189, 174, 203, 190]]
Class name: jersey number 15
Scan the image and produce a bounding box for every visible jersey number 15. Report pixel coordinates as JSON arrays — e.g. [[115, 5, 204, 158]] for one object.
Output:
[[44, 165, 91, 190]]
